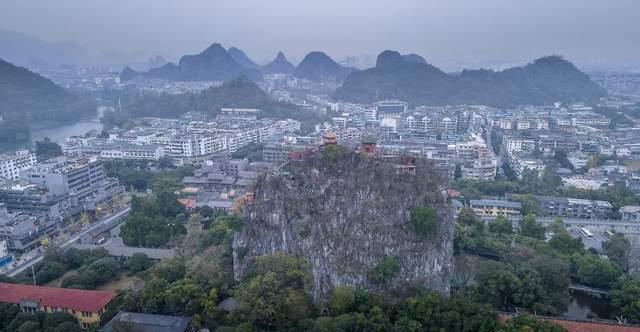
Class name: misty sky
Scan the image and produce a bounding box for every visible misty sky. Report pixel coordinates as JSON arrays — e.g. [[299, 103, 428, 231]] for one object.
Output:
[[2, 0, 639, 70]]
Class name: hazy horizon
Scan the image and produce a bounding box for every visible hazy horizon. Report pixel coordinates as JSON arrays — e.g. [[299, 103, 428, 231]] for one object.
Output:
[[2, 0, 640, 71]]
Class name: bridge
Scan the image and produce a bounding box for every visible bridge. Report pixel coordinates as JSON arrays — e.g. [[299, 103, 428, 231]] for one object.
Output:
[[569, 284, 610, 298]]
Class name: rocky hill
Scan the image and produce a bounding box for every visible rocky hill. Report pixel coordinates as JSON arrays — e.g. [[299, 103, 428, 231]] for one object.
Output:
[[120, 43, 262, 82], [0, 58, 94, 121], [228, 46, 261, 70], [262, 51, 295, 75], [233, 149, 454, 300], [293, 51, 351, 82], [335, 51, 606, 106]]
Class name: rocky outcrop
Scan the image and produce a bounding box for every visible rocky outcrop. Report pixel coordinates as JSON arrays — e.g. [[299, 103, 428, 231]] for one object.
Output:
[[233, 151, 455, 300]]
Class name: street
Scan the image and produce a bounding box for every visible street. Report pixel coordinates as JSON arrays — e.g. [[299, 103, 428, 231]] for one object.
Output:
[[5, 207, 131, 278]]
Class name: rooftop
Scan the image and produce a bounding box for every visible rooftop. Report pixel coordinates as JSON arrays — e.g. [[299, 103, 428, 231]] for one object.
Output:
[[0, 282, 115, 313], [101, 311, 192, 332], [470, 199, 522, 209]]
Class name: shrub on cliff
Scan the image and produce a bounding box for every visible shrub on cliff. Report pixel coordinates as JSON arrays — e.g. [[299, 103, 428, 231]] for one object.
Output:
[[369, 256, 400, 284], [410, 207, 438, 237]]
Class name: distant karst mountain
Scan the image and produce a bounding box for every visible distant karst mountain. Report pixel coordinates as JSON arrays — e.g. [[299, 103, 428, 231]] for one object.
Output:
[[120, 43, 262, 82], [293, 51, 352, 82], [0, 29, 90, 68], [262, 51, 295, 75], [402, 53, 427, 65], [147, 55, 168, 69], [228, 46, 261, 70], [0, 58, 96, 143], [336, 50, 606, 106]]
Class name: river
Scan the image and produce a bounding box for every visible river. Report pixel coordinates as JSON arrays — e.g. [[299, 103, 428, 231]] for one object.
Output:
[[29, 106, 108, 144], [563, 293, 612, 320]]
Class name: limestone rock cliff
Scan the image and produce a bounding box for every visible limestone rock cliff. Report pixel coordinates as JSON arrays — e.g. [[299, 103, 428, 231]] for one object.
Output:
[[233, 151, 455, 300]]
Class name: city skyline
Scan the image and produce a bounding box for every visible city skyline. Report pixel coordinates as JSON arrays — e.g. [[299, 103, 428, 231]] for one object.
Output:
[[1, 0, 639, 71]]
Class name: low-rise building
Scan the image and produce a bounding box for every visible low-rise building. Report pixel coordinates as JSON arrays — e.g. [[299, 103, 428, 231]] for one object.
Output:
[[469, 199, 522, 217], [536, 196, 613, 219], [621, 205, 640, 222], [101, 312, 193, 332], [0, 283, 115, 329]]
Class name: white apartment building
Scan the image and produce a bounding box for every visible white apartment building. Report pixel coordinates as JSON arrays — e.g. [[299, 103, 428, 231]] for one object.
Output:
[[508, 152, 545, 179], [502, 137, 536, 154], [0, 150, 37, 180], [99, 144, 165, 160]]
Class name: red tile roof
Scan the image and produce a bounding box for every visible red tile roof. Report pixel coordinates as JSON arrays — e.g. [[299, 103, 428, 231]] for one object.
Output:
[[548, 319, 640, 332], [177, 198, 196, 209], [0, 283, 115, 313], [499, 314, 640, 332]]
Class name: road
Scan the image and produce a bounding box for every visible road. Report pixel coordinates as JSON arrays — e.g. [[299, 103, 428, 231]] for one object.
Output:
[[6, 207, 130, 278]]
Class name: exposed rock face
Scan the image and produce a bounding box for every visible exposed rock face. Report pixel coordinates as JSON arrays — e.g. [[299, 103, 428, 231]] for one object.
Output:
[[233, 152, 454, 300]]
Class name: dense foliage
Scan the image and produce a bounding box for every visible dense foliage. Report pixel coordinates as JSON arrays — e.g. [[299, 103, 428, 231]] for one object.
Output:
[[12, 247, 152, 290], [368, 256, 401, 284], [409, 207, 438, 237], [103, 159, 194, 192], [0, 307, 81, 332], [454, 210, 624, 316], [35, 138, 62, 161], [120, 192, 186, 248]]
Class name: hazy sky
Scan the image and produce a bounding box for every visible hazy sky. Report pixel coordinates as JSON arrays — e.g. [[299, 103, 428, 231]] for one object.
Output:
[[2, 0, 639, 70]]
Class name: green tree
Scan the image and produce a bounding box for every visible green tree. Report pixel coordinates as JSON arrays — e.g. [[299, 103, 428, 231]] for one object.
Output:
[[163, 278, 205, 315], [603, 233, 631, 271], [520, 214, 545, 240], [235, 253, 313, 329], [457, 208, 481, 226], [548, 221, 583, 255], [35, 137, 63, 161], [476, 261, 522, 310], [410, 207, 438, 237], [17, 321, 41, 332], [153, 257, 186, 283], [54, 321, 83, 332], [611, 277, 640, 322], [517, 194, 541, 216], [128, 253, 153, 273], [571, 253, 622, 288], [489, 216, 513, 234], [329, 287, 356, 315], [498, 314, 567, 332], [0, 303, 20, 331], [369, 256, 400, 284], [397, 293, 499, 332]]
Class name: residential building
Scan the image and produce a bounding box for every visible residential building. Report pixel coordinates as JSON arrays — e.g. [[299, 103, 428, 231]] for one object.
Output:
[[375, 100, 408, 117], [0, 283, 115, 329], [469, 199, 522, 217], [0, 203, 61, 251], [621, 206, 640, 222], [0, 150, 37, 180], [535, 196, 613, 219], [80, 144, 165, 161]]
